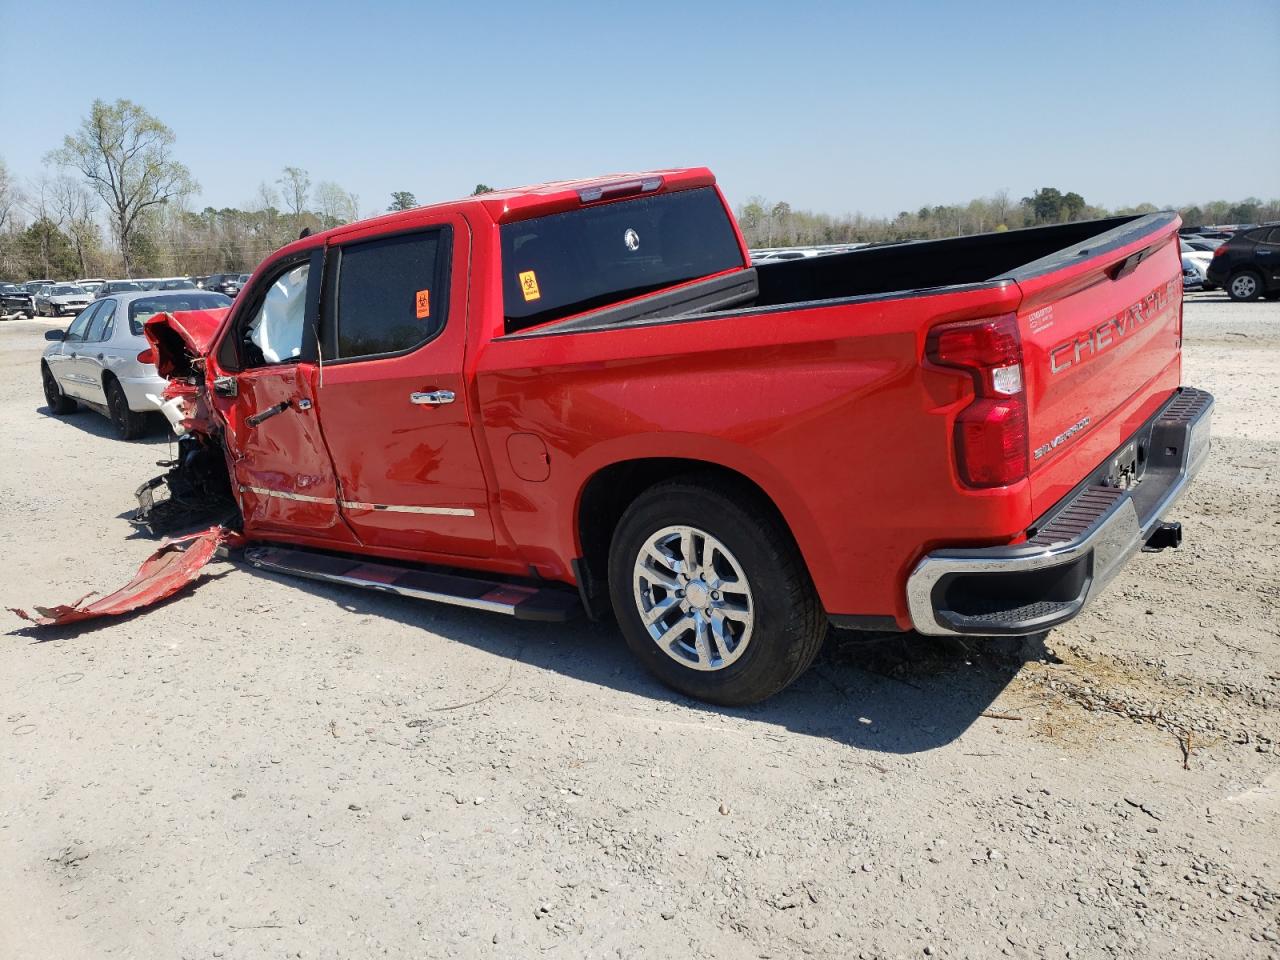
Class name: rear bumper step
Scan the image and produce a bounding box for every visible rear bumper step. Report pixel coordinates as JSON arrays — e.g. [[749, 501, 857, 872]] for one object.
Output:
[[243, 546, 581, 622], [906, 386, 1213, 636]]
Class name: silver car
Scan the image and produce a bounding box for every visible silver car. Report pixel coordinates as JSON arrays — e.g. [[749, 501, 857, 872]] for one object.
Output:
[[41, 289, 232, 439], [34, 283, 92, 317]]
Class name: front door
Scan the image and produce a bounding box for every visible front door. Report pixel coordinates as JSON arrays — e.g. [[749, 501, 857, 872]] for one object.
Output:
[[49, 304, 99, 400], [210, 249, 352, 541], [314, 217, 495, 558], [71, 298, 119, 405]]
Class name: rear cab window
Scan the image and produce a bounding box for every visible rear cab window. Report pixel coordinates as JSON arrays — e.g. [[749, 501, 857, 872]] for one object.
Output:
[[500, 186, 744, 334]]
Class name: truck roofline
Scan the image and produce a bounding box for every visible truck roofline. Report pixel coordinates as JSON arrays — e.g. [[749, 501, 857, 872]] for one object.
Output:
[[282, 167, 718, 257]]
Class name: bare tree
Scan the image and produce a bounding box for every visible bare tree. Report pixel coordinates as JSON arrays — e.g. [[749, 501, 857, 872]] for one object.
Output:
[[314, 180, 359, 228], [277, 166, 311, 222], [0, 157, 17, 234], [48, 99, 196, 277], [51, 176, 101, 277], [990, 188, 1011, 227], [19, 178, 65, 279]]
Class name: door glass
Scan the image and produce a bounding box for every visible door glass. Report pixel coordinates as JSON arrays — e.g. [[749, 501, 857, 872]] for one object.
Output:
[[86, 300, 115, 341], [65, 304, 97, 342], [334, 230, 446, 359], [246, 264, 309, 364]]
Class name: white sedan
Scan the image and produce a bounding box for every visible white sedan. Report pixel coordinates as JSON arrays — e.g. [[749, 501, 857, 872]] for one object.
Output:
[[40, 289, 230, 440]]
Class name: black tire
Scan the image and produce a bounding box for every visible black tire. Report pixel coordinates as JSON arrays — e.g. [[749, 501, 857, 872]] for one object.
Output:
[[105, 377, 148, 440], [1227, 270, 1263, 302], [41, 362, 77, 414], [607, 478, 825, 706]]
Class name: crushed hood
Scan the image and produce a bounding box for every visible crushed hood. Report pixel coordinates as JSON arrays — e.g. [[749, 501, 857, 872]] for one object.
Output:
[[144, 308, 228, 379]]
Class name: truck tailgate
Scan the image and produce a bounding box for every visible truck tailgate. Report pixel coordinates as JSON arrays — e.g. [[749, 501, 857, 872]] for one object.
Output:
[[1011, 214, 1183, 517]]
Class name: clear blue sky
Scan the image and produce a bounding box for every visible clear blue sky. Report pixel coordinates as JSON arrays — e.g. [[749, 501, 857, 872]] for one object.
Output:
[[2, 0, 1277, 217]]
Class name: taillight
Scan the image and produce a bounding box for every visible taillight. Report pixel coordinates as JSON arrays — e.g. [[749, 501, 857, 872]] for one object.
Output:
[[137, 348, 156, 364], [1212, 245, 1229, 258], [926, 314, 1029, 488]]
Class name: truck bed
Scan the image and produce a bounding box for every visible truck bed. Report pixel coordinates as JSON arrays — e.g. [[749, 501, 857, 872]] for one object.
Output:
[[504, 214, 1173, 335], [481, 208, 1185, 626]]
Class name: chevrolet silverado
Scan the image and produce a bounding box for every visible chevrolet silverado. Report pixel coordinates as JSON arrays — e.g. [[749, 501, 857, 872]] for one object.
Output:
[[122, 167, 1212, 705]]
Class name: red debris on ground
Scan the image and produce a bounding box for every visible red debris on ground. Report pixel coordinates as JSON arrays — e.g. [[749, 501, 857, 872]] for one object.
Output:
[[8, 525, 240, 628]]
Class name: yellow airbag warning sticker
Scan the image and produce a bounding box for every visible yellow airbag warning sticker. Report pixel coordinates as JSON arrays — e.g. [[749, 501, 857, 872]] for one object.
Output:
[[415, 289, 431, 319], [519, 270, 541, 302]]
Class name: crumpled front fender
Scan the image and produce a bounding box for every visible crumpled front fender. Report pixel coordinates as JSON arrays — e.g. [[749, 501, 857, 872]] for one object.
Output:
[[144, 307, 228, 380]]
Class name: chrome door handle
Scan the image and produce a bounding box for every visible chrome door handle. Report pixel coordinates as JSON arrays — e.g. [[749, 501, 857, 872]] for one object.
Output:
[[410, 390, 455, 405]]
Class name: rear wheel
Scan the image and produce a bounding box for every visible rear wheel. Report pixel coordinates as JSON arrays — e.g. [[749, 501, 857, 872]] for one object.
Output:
[[105, 378, 148, 440], [1228, 270, 1262, 302], [41, 363, 77, 414], [607, 479, 826, 706]]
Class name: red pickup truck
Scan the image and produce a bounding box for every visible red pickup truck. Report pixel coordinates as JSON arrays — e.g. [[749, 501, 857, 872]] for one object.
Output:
[[134, 167, 1212, 705]]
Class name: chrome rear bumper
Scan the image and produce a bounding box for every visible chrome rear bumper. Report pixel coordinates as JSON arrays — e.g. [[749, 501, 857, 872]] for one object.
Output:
[[906, 387, 1214, 636]]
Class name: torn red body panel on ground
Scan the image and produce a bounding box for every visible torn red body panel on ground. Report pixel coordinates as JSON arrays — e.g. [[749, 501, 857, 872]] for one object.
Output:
[[8, 526, 240, 628]]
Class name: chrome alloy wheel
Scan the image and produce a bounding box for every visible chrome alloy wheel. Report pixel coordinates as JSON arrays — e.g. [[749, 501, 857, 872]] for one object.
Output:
[[1230, 273, 1258, 299], [632, 525, 754, 672]]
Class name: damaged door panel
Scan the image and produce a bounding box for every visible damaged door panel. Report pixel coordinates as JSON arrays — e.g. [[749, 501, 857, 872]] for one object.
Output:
[[200, 249, 356, 543]]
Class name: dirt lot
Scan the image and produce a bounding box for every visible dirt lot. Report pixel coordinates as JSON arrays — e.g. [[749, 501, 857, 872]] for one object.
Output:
[[1, 292, 1276, 960]]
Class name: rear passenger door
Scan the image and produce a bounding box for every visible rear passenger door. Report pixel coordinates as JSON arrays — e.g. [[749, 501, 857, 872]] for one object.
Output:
[[316, 215, 495, 558]]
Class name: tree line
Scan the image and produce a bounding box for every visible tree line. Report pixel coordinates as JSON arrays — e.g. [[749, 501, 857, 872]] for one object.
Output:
[[0, 98, 1275, 281], [737, 189, 1280, 249]]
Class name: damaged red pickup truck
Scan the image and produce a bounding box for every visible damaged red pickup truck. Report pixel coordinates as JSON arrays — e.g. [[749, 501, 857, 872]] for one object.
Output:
[[137, 167, 1211, 705]]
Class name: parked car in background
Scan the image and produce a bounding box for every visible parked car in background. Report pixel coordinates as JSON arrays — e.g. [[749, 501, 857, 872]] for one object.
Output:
[[1205, 223, 1280, 302], [203, 273, 245, 297], [41, 289, 233, 439], [1180, 240, 1215, 290], [94, 280, 145, 299], [34, 284, 93, 317], [0, 283, 26, 317], [157, 278, 197, 290], [1180, 237, 1224, 252], [5, 280, 53, 317], [75, 278, 107, 294]]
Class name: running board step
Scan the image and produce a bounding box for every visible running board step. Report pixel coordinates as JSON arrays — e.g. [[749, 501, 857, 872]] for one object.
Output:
[[243, 546, 581, 622]]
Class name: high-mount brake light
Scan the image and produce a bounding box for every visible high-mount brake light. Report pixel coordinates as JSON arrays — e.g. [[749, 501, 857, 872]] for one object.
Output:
[[926, 314, 1029, 488], [577, 176, 663, 204]]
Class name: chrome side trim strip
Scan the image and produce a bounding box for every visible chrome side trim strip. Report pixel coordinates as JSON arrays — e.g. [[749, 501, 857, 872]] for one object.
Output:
[[239, 485, 475, 517], [240, 485, 333, 504], [338, 501, 475, 517]]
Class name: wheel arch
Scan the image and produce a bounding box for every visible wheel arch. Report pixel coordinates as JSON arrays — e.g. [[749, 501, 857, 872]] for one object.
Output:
[[573, 456, 825, 619]]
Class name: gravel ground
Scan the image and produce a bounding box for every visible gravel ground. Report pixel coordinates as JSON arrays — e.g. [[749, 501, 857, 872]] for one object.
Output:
[[1, 291, 1276, 959]]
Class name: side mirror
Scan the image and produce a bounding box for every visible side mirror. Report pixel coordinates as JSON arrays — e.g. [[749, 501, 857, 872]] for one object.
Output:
[[44, 329, 65, 342]]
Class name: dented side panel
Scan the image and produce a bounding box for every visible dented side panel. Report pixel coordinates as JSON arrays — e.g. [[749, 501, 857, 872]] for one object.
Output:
[[214, 363, 355, 540]]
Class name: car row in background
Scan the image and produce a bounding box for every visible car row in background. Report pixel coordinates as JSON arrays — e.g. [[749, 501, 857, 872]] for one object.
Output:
[[200, 273, 250, 297], [40, 288, 233, 439], [0, 273, 250, 318]]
